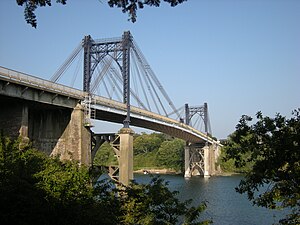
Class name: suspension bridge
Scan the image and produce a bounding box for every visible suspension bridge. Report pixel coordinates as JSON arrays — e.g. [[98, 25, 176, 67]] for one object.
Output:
[[0, 31, 221, 185]]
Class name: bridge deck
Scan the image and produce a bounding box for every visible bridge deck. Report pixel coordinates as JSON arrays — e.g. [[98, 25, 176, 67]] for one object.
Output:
[[0, 66, 217, 144]]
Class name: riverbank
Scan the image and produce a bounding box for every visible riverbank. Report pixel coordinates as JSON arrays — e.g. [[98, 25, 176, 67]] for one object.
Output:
[[134, 168, 180, 175], [134, 168, 241, 176]]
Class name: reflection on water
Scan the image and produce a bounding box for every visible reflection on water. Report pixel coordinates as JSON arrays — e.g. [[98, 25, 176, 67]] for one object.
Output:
[[134, 174, 287, 225]]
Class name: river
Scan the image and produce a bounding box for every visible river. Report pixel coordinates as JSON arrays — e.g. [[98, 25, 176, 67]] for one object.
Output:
[[134, 174, 287, 225]]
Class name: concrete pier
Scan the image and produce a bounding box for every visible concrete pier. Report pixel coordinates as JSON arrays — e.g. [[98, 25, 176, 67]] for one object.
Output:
[[203, 145, 210, 177], [184, 142, 219, 178], [184, 145, 191, 178], [118, 127, 134, 185]]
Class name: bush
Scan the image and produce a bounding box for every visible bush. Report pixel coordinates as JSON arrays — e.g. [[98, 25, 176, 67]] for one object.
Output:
[[0, 136, 210, 225]]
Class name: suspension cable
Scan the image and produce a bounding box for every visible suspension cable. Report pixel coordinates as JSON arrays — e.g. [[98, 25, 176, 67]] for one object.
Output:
[[132, 39, 180, 118], [131, 45, 163, 114], [131, 51, 151, 110], [104, 58, 148, 109], [90, 56, 113, 93], [70, 51, 83, 87], [50, 41, 83, 82]]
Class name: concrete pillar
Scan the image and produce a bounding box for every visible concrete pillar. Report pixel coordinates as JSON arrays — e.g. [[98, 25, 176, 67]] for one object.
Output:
[[203, 145, 210, 177], [209, 144, 216, 175], [52, 103, 91, 166], [184, 145, 191, 178], [19, 104, 28, 137], [19, 104, 30, 149], [214, 142, 221, 174], [118, 127, 134, 186]]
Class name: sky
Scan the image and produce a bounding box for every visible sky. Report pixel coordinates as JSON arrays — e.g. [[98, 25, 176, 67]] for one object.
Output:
[[0, 0, 299, 139]]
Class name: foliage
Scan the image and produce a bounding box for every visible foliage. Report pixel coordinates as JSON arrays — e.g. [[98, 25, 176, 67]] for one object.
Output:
[[119, 176, 211, 225], [218, 146, 253, 173], [17, 0, 187, 28], [108, 0, 187, 22], [133, 132, 164, 155], [16, 0, 67, 28], [224, 109, 300, 224], [156, 138, 185, 171], [93, 142, 117, 166], [0, 135, 209, 225], [93, 132, 186, 172], [134, 149, 159, 170], [0, 135, 107, 225]]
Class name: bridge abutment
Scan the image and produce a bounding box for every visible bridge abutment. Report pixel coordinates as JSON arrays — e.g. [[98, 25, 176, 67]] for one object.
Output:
[[51, 103, 91, 165], [0, 97, 91, 165]]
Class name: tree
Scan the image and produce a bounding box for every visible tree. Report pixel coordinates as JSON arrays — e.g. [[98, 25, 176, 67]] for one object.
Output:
[[156, 138, 185, 171], [218, 145, 253, 173], [133, 132, 164, 155], [224, 109, 300, 224], [119, 176, 211, 225], [93, 142, 117, 166], [0, 135, 116, 225], [0, 135, 210, 224], [16, 0, 67, 28], [16, 0, 187, 28]]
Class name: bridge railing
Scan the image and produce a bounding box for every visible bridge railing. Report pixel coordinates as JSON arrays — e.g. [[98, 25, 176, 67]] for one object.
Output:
[[93, 95, 216, 144], [0, 66, 217, 145], [0, 66, 85, 99], [130, 105, 215, 144]]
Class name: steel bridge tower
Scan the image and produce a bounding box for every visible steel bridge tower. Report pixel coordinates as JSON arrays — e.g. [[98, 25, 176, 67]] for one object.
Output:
[[184, 103, 213, 177], [83, 31, 132, 128], [82, 31, 134, 185]]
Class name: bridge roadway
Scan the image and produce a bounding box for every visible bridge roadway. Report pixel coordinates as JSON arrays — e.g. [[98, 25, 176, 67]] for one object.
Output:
[[0, 66, 216, 144]]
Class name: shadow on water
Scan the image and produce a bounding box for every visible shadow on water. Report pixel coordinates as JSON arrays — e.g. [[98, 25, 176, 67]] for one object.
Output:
[[134, 174, 288, 225]]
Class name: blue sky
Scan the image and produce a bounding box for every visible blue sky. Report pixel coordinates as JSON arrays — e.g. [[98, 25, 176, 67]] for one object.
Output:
[[0, 0, 299, 139]]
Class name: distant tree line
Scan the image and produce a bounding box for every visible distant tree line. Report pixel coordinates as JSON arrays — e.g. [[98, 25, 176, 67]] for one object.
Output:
[[94, 131, 254, 174], [94, 132, 186, 172]]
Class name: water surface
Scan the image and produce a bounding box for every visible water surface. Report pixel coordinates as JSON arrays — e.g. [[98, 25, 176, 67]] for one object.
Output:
[[134, 174, 286, 225]]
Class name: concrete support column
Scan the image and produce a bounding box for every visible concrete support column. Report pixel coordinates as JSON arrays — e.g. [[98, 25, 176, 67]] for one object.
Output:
[[215, 143, 221, 173], [118, 127, 134, 186], [19, 104, 28, 137], [184, 145, 191, 178], [209, 144, 216, 175], [203, 145, 210, 177], [19, 104, 29, 149]]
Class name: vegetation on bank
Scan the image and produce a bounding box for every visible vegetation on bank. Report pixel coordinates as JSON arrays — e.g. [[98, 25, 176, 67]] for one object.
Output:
[[94, 133, 186, 173], [217, 147, 253, 174], [94, 131, 251, 174], [0, 135, 211, 225]]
